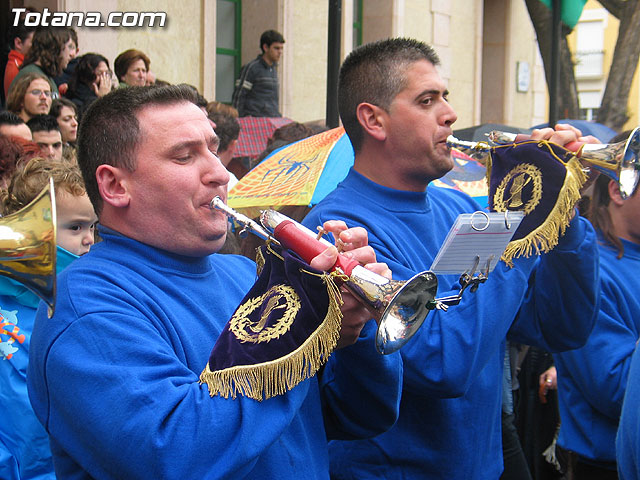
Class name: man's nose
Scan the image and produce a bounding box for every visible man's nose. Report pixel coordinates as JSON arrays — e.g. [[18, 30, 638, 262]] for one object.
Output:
[[441, 102, 458, 126], [203, 153, 230, 186]]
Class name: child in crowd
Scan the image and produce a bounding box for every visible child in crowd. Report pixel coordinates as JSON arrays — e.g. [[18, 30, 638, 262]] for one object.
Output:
[[0, 157, 97, 480]]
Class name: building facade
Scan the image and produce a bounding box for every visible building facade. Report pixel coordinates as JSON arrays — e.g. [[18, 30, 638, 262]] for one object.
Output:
[[3, 0, 559, 130]]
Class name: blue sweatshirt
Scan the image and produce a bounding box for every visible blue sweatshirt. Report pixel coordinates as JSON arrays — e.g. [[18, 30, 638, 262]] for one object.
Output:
[[555, 235, 640, 468], [617, 342, 640, 479], [0, 247, 77, 480], [302, 169, 599, 479], [27, 227, 402, 479]]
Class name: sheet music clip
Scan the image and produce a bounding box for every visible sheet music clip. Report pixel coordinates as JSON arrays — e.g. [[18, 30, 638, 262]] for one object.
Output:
[[421, 210, 525, 312], [430, 210, 524, 276], [430, 254, 494, 311]]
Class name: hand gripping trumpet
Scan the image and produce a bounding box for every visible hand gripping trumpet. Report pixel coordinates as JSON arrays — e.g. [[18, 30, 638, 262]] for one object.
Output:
[[447, 127, 640, 199], [211, 197, 441, 354]]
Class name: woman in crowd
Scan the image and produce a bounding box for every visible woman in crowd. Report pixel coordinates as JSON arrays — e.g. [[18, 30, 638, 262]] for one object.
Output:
[[50, 97, 78, 147], [65, 53, 112, 118], [113, 48, 150, 87]]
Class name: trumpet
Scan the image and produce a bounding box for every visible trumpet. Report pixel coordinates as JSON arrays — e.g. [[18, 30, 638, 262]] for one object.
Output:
[[447, 127, 640, 199], [211, 197, 439, 355], [0, 179, 56, 316]]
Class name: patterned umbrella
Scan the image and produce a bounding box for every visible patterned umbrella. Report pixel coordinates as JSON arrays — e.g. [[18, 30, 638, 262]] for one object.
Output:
[[228, 127, 488, 215]]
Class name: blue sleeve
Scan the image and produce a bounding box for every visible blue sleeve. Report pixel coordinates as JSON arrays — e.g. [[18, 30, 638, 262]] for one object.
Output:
[[303, 205, 537, 398], [0, 440, 19, 480], [393, 258, 535, 397], [617, 343, 640, 477], [36, 310, 311, 479], [320, 320, 402, 439], [508, 214, 599, 351], [554, 281, 635, 419]]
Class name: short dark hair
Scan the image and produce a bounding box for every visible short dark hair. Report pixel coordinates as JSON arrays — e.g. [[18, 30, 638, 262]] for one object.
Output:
[[0, 111, 25, 127], [183, 84, 208, 108], [77, 84, 201, 215], [6, 12, 37, 49], [210, 112, 240, 152], [114, 49, 150, 82], [338, 37, 440, 152], [26, 114, 60, 134], [22, 27, 72, 77], [260, 30, 285, 53], [50, 97, 78, 119]]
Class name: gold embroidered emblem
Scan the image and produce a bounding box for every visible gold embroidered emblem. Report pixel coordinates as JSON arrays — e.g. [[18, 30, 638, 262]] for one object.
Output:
[[493, 163, 543, 215], [229, 285, 301, 343]]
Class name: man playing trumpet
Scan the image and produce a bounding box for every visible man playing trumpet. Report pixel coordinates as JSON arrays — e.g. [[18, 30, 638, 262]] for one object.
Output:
[[303, 37, 600, 479], [26, 84, 402, 479]]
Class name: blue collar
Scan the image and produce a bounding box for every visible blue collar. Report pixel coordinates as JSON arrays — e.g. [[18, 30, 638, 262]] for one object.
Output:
[[0, 245, 79, 308]]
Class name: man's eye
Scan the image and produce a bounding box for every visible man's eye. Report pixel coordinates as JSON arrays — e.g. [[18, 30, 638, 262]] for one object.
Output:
[[70, 225, 81, 232]]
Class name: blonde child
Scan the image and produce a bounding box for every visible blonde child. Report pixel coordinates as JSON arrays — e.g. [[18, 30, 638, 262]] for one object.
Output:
[[0, 157, 97, 480]]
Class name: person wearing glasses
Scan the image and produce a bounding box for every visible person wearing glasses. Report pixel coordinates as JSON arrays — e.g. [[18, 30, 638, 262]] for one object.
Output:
[[5, 72, 52, 122]]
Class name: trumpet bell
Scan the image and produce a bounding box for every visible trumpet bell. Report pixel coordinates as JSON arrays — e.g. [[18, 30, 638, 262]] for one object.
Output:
[[374, 271, 438, 354], [0, 179, 56, 316], [578, 126, 640, 199], [341, 265, 438, 354]]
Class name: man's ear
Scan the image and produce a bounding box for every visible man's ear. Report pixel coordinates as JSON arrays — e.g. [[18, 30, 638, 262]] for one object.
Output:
[[96, 165, 130, 208], [608, 179, 625, 206], [356, 102, 387, 142], [228, 138, 237, 153]]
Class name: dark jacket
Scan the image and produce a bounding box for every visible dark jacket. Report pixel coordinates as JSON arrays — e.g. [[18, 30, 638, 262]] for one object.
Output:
[[231, 55, 281, 117], [66, 81, 98, 121]]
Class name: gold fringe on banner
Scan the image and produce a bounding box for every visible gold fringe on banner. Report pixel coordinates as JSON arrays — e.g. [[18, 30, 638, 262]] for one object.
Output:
[[199, 271, 344, 402], [498, 145, 587, 266]]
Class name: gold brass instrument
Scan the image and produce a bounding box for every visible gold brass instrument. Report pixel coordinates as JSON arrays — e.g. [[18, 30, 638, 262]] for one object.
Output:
[[447, 127, 640, 199], [0, 179, 56, 316], [211, 197, 439, 355]]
